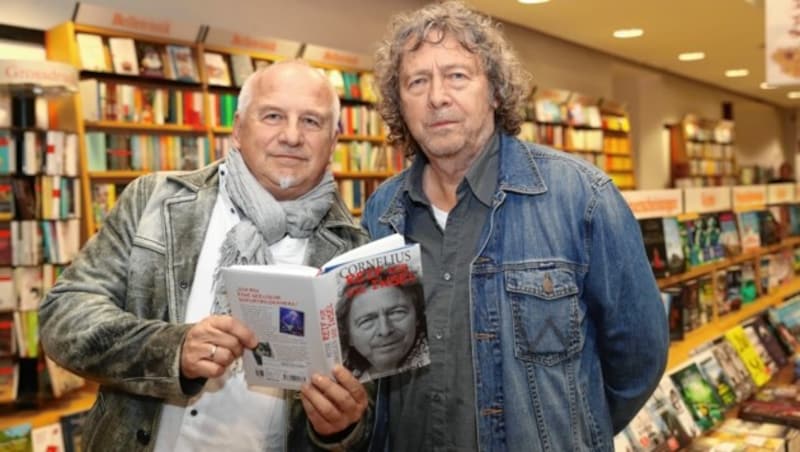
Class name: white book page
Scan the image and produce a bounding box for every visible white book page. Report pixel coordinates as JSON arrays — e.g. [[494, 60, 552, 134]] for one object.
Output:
[[322, 233, 406, 272]]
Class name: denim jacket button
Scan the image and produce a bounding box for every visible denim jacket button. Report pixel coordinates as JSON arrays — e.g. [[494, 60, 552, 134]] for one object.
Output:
[[442, 272, 452, 281], [179, 281, 189, 290]]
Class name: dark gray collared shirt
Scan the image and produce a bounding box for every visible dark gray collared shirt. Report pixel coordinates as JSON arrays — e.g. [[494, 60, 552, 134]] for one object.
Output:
[[388, 133, 499, 452]]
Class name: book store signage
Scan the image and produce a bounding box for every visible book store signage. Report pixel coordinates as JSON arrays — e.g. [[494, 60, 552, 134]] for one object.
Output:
[[767, 183, 796, 204], [620, 189, 683, 219], [302, 44, 372, 71], [732, 185, 767, 211], [765, 0, 800, 85], [75, 3, 200, 42], [0, 60, 78, 95], [683, 187, 731, 214], [204, 29, 301, 59]]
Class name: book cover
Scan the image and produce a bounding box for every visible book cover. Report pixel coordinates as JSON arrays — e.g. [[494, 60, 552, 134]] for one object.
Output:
[[230, 54, 254, 87], [744, 319, 787, 368], [738, 211, 762, 253], [223, 234, 429, 389], [166, 45, 199, 82], [721, 266, 742, 314], [739, 385, 800, 429], [710, 338, 755, 402], [60, 411, 89, 452], [75, 33, 108, 72], [639, 218, 668, 278], [789, 205, 800, 236], [662, 217, 686, 275], [724, 325, 771, 387], [717, 418, 800, 452], [681, 279, 701, 333], [31, 422, 65, 452], [135, 42, 166, 78], [622, 406, 673, 451], [717, 211, 741, 257], [44, 356, 84, 398], [0, 423, 32, 451], [741, 261, 759, 303], [204, 52, 232, 87], [759, 209, 782, 246], [692, 349, 737, 407], [669, 362, 725, 431], [107, 37, 139, 76], [640, 376, 699, 450], [768, 295, 800, 349], [679, 218, 705, 268], [661, 287, 684, 341], [699, 213, 724, 262], [655, 375, 702, 440]]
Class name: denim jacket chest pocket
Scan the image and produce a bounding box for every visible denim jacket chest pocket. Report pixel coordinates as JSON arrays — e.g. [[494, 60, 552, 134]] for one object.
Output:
[[505, 267, 585, 366]]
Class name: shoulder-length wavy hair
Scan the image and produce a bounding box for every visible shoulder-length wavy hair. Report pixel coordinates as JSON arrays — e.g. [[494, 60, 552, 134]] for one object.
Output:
[[374, 0, 532, 157]]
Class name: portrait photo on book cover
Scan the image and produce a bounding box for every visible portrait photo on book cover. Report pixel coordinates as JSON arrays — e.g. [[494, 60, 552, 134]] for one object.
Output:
[[336, 262, 430, 381]]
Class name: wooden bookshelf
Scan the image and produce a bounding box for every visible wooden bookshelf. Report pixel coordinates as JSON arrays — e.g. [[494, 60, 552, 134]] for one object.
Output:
[[338, 135, 384, 144], [89, 170, 149, 180], [666, 277, 800, 371], [0, 384, 97, 430], [85, 121, 208, 134]]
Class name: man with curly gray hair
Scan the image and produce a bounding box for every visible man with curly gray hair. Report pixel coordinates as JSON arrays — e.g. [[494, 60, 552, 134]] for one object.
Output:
[[362, 2, 669, 451]]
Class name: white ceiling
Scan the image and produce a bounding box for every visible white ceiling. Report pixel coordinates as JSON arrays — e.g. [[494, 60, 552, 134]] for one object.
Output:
[[470, 0, 799, 108]]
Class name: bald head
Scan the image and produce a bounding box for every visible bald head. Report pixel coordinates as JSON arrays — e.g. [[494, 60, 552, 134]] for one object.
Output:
[[237, 60, 341, 135]]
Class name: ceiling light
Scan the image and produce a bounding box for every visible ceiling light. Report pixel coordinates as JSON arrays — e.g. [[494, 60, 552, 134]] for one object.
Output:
[[613, 29, 644, 39], [724, 69, 749, 78], [788, 91, 800, 99], [518, 0, 550, 3], [678, 52, 705, 61], [760, 82, 777, 90]]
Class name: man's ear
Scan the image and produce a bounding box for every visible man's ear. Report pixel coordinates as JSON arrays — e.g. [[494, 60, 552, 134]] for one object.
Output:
[[231, 112, 243, 148]]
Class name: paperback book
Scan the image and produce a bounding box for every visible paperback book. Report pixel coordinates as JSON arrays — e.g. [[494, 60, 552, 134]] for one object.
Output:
[[223, 234, 429, 389]]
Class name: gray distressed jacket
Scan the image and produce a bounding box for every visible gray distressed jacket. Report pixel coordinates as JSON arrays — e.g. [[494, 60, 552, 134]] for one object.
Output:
[[39, 164, 372, 451]]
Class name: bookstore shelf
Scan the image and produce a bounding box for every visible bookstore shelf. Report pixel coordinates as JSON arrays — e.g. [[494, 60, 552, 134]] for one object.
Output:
[[657, 237, 800, 289], [84, 121, 207, 134], [211, 126, 232, 134], [88, 170, 148, 180], [666, 277, 800, 371], [0, 384, 96, 430], [78, 70, 203, 90]]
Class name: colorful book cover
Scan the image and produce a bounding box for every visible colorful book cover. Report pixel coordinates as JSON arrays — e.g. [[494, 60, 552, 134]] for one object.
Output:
[[699, 213, 724, 262], [682, 279, 701, 333], [717, 211, 741, 257], [759, 209, 782, 246], [744, 319, 787, 368], [738, 211, 762, 252], [741, 261, 759, 303], [136, 41, 166, 78], [76, 33, 108, 72], [0, 423, 32, 452], [789, 205, 800, 236], [669, 362, 725, 431], [166, 45, 199, 82], [639, 218, 668, 278], [710, 339, 755, 402], [723, 325, 770, 387], [108, 37, 139, 76], [661, 287, 684, 341], [693, 349, 737, 407], [721, 266, 742, 314], [31, 422, 65, 452], [60, 410, 89, 452], [679, 218, 705, 268], [204, 52, 232, 87], [641, 376, 698, 449]]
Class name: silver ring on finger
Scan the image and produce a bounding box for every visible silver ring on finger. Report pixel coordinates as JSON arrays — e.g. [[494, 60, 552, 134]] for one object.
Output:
[[208, 343, 218, 361]]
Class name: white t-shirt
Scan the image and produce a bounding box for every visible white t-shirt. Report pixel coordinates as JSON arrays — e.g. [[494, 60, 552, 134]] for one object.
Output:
[[154, 165, 308, 452]]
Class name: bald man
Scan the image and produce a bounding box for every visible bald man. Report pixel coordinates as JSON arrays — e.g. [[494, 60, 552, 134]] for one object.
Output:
[[40, 61, 379, 452]]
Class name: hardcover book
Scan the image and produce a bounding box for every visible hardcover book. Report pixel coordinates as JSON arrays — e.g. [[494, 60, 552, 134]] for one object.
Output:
[[204, 52, 232, 87], [223, 234, 429, 389], [75, 33, 108, 72], [166, 45, 199, 82], [135, 42, 166, 78], [108, 37, 139, 76], [738, 211, 762, 253], [669, 362, 725, 431], [717, 211, 741, 257], [724, 325, 770, 387], [230, 54, 254, 87], [662, 217, 686, 275], [710, 338, 755, 402], [639, 218, 668, 278]]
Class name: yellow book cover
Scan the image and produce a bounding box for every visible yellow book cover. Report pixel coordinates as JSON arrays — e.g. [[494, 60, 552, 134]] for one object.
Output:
[[724, 325, 770, 387]]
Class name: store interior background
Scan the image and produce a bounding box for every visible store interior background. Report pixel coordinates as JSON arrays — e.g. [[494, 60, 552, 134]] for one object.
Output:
[[1, 0, 795, 191]]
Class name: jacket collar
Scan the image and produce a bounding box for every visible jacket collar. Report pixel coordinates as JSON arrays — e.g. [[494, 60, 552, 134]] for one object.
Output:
[[378, 133, 548, 228]]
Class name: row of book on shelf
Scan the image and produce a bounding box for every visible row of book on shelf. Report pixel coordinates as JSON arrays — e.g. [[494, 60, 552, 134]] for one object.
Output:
[[0, 408, 87, 452], [616, 291, 800, 451], [74, 32, 380, 102], [79, 79, 204, 126], [0, 130, 79, 177]]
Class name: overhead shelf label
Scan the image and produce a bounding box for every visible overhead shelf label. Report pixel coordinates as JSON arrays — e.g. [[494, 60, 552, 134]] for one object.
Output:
[[732, 185, 767, 211], [621, 189, 683, 219], [204, 28, 301, 59], [74, 3, 201, 42], [683, 187, 732, 213]]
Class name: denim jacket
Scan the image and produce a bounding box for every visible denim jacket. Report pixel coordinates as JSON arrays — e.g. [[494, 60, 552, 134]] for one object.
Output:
[[39, 164, 378, 452], [361, 134, 669, 451]]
